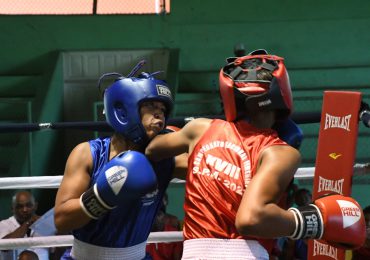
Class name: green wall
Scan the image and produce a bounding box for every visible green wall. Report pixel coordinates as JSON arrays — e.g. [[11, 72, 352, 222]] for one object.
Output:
[[1, 0, 370, 220], [1, 1, 370, 73]]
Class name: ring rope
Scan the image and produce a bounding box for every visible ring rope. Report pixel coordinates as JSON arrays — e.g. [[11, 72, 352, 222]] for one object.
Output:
[[0, 232, 184, 250], [0, 163, 368, 250], [2, 164, 369, 249], [3, 109, 370, 132], [0, 109, 367, 251], [0, 111, 323, 133], [0, 164, 369, 190]]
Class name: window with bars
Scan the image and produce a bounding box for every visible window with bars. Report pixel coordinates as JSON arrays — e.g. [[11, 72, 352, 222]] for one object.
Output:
[[0, 0, 170, 15]]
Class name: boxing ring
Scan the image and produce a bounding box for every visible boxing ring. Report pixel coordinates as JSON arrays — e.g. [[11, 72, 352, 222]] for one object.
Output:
[[0, 111, 370, 251]]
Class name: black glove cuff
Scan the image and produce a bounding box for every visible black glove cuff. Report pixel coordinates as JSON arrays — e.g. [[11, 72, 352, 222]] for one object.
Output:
[[80, 184, 113, 219], [289, 205, 323, 240]]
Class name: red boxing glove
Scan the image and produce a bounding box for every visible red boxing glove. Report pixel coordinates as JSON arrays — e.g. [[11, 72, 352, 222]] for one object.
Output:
[[166, 125, 181, 132], [289, 194, 366, 249], [159, 125, 181, 135]]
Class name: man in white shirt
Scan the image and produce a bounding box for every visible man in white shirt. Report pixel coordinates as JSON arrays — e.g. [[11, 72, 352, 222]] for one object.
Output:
[[0, 191, 49, 260]]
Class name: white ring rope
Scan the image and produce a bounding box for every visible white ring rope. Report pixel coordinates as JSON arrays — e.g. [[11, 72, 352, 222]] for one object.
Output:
[[0, 176, 64, 190], [0, 164, 369, 190], [0, 164, 369, 250], [0, 232, 183, 250]]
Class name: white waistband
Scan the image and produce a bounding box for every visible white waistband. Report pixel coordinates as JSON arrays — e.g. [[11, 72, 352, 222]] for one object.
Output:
[[71, 239, 146, 260], [182, 238, 269, 260]]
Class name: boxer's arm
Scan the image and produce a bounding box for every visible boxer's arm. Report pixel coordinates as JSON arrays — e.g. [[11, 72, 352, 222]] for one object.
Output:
[[235, 144, 301, 237], [54, 142, 93, 234], [145, 118, 212, 162], [145, 126, 190, 161]]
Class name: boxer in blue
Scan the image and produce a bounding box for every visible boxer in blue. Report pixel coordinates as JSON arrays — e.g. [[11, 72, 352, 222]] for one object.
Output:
[[54, 61, 186, 260]]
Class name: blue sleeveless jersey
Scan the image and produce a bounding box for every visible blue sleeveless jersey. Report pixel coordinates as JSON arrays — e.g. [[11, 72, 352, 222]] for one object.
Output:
[[72, 137, 174, 248]]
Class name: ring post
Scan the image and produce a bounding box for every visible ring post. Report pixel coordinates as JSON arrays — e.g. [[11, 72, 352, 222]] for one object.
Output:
[[308, 91, 362, 260]]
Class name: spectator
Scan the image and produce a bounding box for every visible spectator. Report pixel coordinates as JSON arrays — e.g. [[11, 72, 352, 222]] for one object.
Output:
[[17, 250, 39, 260], [0, 190, 49, 260], [146, 193, 183, 259], [161, 192, 182, 230], [294, 188, 312, 208]]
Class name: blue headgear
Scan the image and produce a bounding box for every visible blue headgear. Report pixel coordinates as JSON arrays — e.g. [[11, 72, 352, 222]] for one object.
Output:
[[99, 61, 173, 145], [273, 118, 303, 149]]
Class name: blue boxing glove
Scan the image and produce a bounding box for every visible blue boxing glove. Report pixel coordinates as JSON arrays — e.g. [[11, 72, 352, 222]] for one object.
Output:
[[273, 118, 303, 149], [80, 151, 157, 219]]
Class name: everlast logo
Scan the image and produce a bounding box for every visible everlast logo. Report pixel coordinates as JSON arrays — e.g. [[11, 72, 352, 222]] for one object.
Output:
[[324, 113, 351, 131], [318, 176, 344, 194], [329, 153, 342, 160], [313, 240, 338, 260], [156, 85, 172, 99]]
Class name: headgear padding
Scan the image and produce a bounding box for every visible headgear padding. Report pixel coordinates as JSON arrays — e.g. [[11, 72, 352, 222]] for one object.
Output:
[[219, 51, 293, 121], [103, 72, 173, 145]]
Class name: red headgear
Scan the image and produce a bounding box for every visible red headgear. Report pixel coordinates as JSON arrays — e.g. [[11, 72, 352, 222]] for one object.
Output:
[[219, 50, 293, 121]]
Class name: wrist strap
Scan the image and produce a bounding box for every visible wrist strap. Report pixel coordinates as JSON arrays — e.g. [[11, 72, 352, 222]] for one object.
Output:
[[288, 208, 304, 239], [80, 184, 115, 219], [288, 205, 323, 240]]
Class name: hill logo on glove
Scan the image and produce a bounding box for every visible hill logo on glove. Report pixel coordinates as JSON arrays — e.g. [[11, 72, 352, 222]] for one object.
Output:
[[337, 200, 362, 228], [105, 166, 128, 195]]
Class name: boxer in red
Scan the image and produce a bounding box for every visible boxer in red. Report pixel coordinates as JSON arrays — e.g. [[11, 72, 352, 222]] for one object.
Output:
[[146, 50, 365, 259]]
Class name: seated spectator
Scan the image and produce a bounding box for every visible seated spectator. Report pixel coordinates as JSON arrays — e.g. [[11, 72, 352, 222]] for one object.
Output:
[[146, 193, 183, 260], [18, 250, 39, 260], [161, 192, 182, 230], [0, 191, 49, 260], [294, 188, 312, 207]]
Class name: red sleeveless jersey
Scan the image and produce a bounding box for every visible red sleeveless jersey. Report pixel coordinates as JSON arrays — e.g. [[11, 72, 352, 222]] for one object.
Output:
[[183, 119, 288, 251]]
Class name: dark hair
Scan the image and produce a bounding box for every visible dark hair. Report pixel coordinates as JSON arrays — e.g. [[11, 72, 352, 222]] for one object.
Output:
[[294, 188, 312, 207], [363, 205, 370, 215]]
